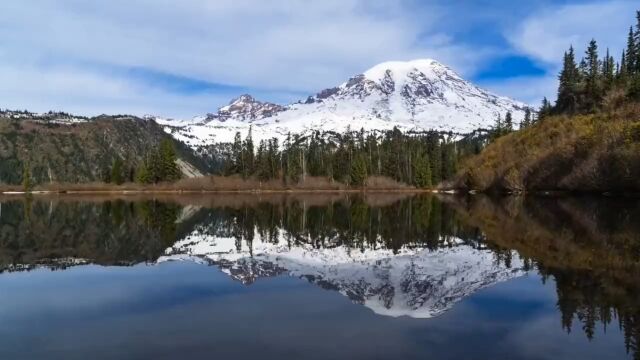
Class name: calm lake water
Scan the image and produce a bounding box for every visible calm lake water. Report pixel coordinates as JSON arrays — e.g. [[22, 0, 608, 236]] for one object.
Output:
[[0, 193, 638, 359]]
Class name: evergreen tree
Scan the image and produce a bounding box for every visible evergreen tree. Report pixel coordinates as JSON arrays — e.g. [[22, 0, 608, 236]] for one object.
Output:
[[242, 126, 255, 178], [101, 166, 112, 183], [256, 140, 271, 181], [619, 50, 628, 83], [556, 46, 580, 114], [490, 113, 504, 141], [412, 150, 432, 189], [350, 154, 368, 187], [441, 141, 458, 181], [111, 157, 124, 185], [522, 108, 532, 128], [539, 97, 552, 120], [584, 39, 601, 109], [428, 134, 442, 184], [602, 48, 615, 92], [268, 138, 280, 180], [631, 12, 640, 98], [22, 162, 32, 192], [626, 27, 637, 75], [148, 150, 162, 183], [331, 133, 351, 183], [135, 163, 151, 184], [159, 139, 181, 182], [578, 57, 589, 78], [504, 111, 514, 132], [634, 12, 640, 73], [128, 166, 136, 183], [231, 132, 243, 175]]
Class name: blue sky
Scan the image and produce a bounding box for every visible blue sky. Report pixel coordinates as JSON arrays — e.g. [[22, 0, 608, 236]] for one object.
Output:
[[0, 0, 637, 118]]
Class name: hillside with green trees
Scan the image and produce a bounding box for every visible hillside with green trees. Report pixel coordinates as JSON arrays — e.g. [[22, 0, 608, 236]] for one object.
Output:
[[452, 9, 640, 194], [0, 115, 207, 186], [213, 126, 483, 188]]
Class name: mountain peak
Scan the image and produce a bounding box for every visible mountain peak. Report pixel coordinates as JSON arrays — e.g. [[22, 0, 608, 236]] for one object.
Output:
[[213, 94, 285, 123], [161, 58, 529, 144], [228, 94, 256, 105], [362, 59, 458, 83]]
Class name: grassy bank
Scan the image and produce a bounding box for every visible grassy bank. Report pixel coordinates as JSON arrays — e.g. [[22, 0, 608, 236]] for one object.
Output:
[[1, 175, 427, 194], [450, 104, 640, 193]]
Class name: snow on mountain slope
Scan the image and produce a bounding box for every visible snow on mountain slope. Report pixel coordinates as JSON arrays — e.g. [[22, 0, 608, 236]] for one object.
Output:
[[159, 229, 526, 319], [159, 59, 529, 146]]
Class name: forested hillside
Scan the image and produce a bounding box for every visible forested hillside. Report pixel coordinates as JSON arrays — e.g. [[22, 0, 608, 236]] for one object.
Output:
[[213, 127, 486, 188], [0, 114, 208, 185], [452, 9, 640, 193]]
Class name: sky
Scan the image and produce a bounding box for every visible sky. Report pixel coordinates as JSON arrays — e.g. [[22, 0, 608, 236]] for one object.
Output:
[[0, 0, 638, 119]]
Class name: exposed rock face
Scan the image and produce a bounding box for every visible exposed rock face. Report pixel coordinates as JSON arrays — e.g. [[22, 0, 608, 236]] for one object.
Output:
[[205, 94, 286, 123]]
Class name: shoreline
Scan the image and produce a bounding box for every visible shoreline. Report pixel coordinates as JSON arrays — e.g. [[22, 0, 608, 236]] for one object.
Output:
[[2, 188, 638, 197], [0, 188, 440, 195]]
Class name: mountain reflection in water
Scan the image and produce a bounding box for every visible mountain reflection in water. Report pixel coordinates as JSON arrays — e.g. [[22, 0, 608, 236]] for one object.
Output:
[[0, 193, 638, 358]]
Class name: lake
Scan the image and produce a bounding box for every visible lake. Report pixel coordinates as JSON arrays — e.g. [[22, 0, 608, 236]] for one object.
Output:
[[0, 193, 638, 359]]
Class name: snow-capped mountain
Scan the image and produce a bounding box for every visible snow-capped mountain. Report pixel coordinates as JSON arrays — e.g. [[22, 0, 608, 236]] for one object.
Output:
[[159, 230, 526, 319], [158, 59, 528, 146], [207, 94, 286, 122]]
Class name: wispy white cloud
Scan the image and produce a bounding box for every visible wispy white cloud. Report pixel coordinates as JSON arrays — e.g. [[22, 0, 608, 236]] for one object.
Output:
[[0, 0, 501, 117], [1, 0, 637, 117], [0, 61, 234, 117], [504, 0, 638, 104], [0, 0, 487, 91], [508, 1, 637, 65]]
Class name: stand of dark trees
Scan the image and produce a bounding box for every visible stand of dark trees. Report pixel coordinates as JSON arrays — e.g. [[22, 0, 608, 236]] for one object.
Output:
[[539, 10, 640, 119], [219, 127, 487, 188]]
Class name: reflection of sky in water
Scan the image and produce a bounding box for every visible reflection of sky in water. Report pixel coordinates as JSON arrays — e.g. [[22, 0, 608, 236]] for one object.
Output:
[[0, 262, 628, 360], [0, 194, 637, 359]]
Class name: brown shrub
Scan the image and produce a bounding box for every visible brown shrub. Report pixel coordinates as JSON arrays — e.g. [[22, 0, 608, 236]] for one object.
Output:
[[0, 175, 417, 194]]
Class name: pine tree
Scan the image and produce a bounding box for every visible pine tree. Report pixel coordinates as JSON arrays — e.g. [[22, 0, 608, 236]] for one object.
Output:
[[350, 154, 367, 187], [441, 141, 458, 180], [101, 166, 112, 183], [135, 163, 151, 184], [159, 139, 181, 182], [256, 140, 271, 181], [268, 138, 280, 180], [578, 57, 588, 78], [556, 46, 580, 114], [627, 27, 637, 75], [412, 150, 432, 189], [231, 132, 242, 175], [242, 126, 255, 178], [631, 12, 640, 99], [111, 157, 124, 185], [504, 111, 513, 132], [602, 48, 615, 91], [428, 134, 442, 184], [522, 108, 532, 128], [148, 150, 162, 183], [22, 162, 32, 192], [634, 12, 640, 73], [584, 39, 601, 109], [619, 50, 628, 83], [490, 113, 504, 141], [539, 97, 552, 120]]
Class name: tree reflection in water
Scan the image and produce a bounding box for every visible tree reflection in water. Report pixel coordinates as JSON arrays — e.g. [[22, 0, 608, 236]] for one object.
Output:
[[0, 194, 638, 357]]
